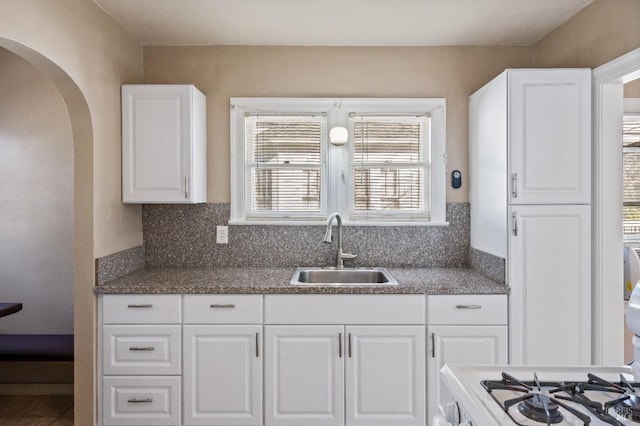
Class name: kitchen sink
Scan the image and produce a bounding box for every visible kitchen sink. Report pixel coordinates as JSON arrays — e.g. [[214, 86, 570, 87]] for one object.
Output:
[[290, 267, 398, 286]]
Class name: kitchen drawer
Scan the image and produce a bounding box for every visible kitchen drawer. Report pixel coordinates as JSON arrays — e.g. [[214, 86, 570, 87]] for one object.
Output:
[[183, 294, 262, 324], [103, 325, 181, 375], [427, 295, 507, 325], [102, 376, 180, 425], [265, 294, 425, 324], [102, 295, 181, 324]]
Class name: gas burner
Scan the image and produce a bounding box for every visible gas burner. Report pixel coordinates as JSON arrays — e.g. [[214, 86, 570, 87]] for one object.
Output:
[[517, 394, 563, 424], [482, 372, 593, 425], [582, 373, 640, 423]]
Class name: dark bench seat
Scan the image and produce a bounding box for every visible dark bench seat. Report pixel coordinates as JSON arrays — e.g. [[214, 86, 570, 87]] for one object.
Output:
[[0, 334, 73, 361]]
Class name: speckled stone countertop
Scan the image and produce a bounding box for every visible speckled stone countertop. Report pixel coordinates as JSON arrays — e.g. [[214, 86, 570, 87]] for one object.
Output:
[[93, 267, 508, 295]]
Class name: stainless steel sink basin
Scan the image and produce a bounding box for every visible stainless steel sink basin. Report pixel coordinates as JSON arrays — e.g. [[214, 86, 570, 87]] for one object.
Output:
[[290, 267, 397, 286]]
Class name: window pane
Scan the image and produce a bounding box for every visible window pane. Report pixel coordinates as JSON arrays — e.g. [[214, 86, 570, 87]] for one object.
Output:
[[353, 168, 424, 211], [624, 119, 640, 148], [245, 115, 325, 214], [350, 116, 429, 216], [252, 168, 321, 212], [353, 120, 423, 163]]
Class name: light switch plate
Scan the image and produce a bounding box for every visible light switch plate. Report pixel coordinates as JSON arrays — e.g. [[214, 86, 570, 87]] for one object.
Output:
[[216, 225, 229, 244]]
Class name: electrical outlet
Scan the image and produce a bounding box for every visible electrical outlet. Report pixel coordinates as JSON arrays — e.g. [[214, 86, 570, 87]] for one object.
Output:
[[216, 225, 229, 244]]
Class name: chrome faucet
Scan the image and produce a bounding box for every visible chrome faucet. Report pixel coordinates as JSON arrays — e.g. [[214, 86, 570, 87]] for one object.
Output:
[[323, 213, 357, 269]]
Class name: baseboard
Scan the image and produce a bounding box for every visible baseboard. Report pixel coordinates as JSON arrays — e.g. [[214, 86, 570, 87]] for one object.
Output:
[[0, 360, 73, 384], [0, 383, 73, 395]]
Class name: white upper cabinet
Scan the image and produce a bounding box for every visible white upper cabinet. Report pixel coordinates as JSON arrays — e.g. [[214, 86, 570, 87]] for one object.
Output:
[[470, 68, 591, 258], [508, 69, 591, 205], [122, 84, 207, 203]]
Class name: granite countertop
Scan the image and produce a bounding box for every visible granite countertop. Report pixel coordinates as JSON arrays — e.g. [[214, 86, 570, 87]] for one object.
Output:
[[93, 266, 508, 295]]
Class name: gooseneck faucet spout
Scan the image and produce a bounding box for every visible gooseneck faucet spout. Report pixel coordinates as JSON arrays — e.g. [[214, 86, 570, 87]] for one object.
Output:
[[323, 213, 357, 269]]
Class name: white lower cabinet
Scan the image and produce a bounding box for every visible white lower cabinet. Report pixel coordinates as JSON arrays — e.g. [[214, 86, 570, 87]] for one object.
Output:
[[345, 326, 425, 426], [264, 325, 425, 426], [99, 293, 504, 426], [265, 325, 345, 426], [182, 295, 263, 426], [263, 295, 426, 426], [103, 376, 181, 426], [183, 325, 262, 425], [100, 295, 182, 426], [426, 295, 508, 421]]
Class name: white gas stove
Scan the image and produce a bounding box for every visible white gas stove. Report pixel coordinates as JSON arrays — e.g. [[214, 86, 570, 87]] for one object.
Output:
[[438, 364, 639, 425]]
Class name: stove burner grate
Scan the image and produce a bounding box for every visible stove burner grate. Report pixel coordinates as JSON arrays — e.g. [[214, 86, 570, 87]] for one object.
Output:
[[576, 373, 640, 423], [482, 372, 592, 425]]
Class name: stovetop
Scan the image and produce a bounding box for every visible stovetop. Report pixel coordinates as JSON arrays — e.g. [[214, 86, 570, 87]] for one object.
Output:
[[440, 365, 637, 426]]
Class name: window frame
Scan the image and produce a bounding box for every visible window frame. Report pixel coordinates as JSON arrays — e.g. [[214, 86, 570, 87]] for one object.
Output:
[[623, 101, 640, 244], [230, 97, 447, 225]]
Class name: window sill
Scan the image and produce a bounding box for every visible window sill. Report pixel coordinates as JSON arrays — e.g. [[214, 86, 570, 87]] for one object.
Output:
[[228, 219, 450, 227]]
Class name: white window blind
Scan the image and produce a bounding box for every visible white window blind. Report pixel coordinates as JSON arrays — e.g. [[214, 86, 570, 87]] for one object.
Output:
[[623, 117, 640, 237], [350, 115, 430, 219], [245, 115, 326, 215]]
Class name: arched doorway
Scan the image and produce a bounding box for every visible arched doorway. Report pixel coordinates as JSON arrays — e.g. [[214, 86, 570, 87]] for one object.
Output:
[[0, 38, 95, 423]]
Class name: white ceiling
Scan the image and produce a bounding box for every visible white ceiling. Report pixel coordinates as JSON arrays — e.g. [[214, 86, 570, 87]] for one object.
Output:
[[93, 0, 594, 47]]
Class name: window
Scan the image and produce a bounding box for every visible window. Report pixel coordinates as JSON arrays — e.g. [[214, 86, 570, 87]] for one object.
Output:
[[350, 115, 430, 220], [230, 98, 446, 225], [246, 115, 325, 215], [624, 114, 640, 240]]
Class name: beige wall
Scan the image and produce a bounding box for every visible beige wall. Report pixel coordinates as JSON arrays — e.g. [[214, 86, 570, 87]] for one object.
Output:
[[144, 46, 533, 203], [626, 79, 640, 97], [0, 0, 144, 256], [533, 0, 640, 68], [0, 47, 74, 334], [0, 0, 142, 423]]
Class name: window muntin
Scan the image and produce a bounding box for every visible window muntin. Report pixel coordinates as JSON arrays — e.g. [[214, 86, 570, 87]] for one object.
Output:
[[230, 98, 446, 225], [350, 115, 430, 219]]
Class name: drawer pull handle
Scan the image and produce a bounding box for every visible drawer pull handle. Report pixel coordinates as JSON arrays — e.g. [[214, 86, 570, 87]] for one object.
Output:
[[431, 332, 435, 358], [128, 398, 153, 404], [456, 305, 482, 309], [210, 304, 235, 309], [129, 346, 155, 351], [127, 304, 153, 309]]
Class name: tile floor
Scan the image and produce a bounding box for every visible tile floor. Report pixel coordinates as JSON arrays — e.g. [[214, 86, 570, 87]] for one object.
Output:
[[0, 395, 73, 425]]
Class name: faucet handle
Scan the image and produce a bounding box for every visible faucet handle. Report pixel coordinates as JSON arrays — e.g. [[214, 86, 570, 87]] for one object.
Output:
[[341, 252, 358, 260]]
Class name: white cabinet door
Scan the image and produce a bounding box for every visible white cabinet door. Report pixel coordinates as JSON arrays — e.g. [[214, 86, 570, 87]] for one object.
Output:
[[345, 326, 425, 426], [265, 325, 344, 426], [427, 326, 508, 422], [183, 325, 262, 426], [508, 204, 591, 365], [508, 69, 591, 205], [122, 84, 206, 203]]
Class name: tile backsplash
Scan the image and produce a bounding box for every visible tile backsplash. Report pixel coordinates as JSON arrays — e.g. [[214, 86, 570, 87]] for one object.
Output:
[[142, 202, 471, 268]]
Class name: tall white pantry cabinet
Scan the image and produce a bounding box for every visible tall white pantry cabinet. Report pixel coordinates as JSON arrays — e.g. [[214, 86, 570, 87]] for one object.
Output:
[[469, 69, 592, 365]]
